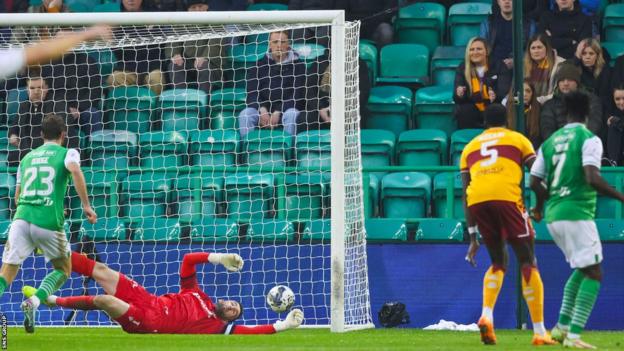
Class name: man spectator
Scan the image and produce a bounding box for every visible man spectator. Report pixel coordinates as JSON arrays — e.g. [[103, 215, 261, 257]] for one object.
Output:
[[538, 0, 593, 59], [238, 30, 306, 137], [335, 0, 396, 47]]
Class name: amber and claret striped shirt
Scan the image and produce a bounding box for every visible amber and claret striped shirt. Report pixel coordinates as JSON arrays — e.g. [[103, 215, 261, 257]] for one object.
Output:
[[460, 127, 536, 207]]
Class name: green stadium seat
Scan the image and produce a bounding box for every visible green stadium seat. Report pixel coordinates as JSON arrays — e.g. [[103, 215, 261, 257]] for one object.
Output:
[[243, 130, 293, 169], [376, 44, 429, 87], [224, 173, 274, 221], [173, 175, 201, 224], [366, 86, 413, 136], [395, 2, 446, 52], [139, 131, 188, 169], [365, 218, 408, 241], [104, 86, 156, 134], [415, 218, 463, 242], [368, 173, 380, 217], [284, 173, 327, 221], [228, 44, 267, 87], [595, 172, 623, 219], [6, 88, 28, 125], [159, 88, 208, 132], [189, 130, 238, 167], [381, 172, 431, 218], [93, 3, 120, 12], [190, 218, 239, 243], [66, 0, 94, 12], [80, 218, 127, 241], [595, 219, 624, 241], [448, 3, 491, 46], [450, 129, 483, 165], [359, 40, 378, 84], [361, 129, 396, 170], [69, 171, 121, 220], [87, 49, 117, 78], [601, 42, 624, 66], [247, 3, 288, 11], [432, 172, 464, 219], [532, 220, 553, 242], [292, 43, 326, 68], [0, 219, 11, 242], [397, 129, 448, 166], [207, 88, 247, 130], [295, 130, 331, 170], [247, 219, 295, 242], [129, 218, 181, 242], [302, 219, 330, 241], [0, 174, 15, 220], [121, 173, 171, 219], [414, 85, 456, 136], [603, 4, 624, 42], [89, 129, 138, 169], [431, 46, 465, 86]]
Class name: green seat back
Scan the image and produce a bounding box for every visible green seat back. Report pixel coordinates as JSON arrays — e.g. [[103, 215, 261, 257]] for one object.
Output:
[[87, 49, 117, 78], [433, 172, 464, 219], [284, 173, 326, 221], [376, 44, 429, 87], [398, 129, 448, 166], [292, 43, 326, 68], [173, 175, 224, 224], [89, 129, 138, 169], [359, 40, 378, 84], [601, 42, 624, 67], [247, 219, 295, 242], [368, 173, 380, 217], [0, 174, 15, 220], [381, 172, 431, 218], [532, 220, 553, 242], [190, 218, 239, 243], [66, 0, 94, 12], [121, 173, 171, 218], [450, 128, 483, 165], [295, 130, 332, 170], [130, 218, 181, 242], [70, 171, 121, 220], [415, 85, 456, 136], [448, 3, 491, 46], [302, 219, 331, 241], [159, 88, 208, 132], [6, 88, 28, 125], [208, 88, 247, 130], [431, 46, 465, 85], [0, 219, 11, 242], [365, 218, 408, 241], [189, 130, 238, 167], [247, 3, 288, 11], [93, 2, 120, 12], [366, 86, 413, 136], [243, 130, 293, 169], [603, 4, 624, 42], [361, 129, 396, 169], [104, 86, 156, 133], [228, 44, 267, 86], [139, 131, 188, 169], [596, 219, 624, 241], [224, 173, 274, 221], [395, 2, 446, 51], [81, 218, 126, 241], [415, 218, 463, 242]]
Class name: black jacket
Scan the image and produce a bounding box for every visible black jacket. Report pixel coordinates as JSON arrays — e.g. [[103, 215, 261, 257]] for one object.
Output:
[[453, 61, 511, 106], [524, 0, 549, 23], [568, 58, 612, 110], [288, 0, 335, 10], [540, 89, 603, 140], [112, 26, 165, 75], [42, 52, 102, 111], [606, 106, 624, 163], [335, 0, 397, 37], [537, 1, 593, 59]]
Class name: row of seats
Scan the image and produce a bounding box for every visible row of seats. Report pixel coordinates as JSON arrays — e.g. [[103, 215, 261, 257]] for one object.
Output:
[[57, 1, 291, 13]]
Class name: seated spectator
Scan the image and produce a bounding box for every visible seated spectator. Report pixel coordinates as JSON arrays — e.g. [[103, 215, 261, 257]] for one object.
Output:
[[29, 0, 68, 13], [540, 62, 603, 140], [538, 0, 593, 59], [606, 85, 624, 165], [505, 79, 542, 147], [166, 0, 224, 94], [453, 37, 511, 129], [523, 34, 565, 104], [569, 38, 611, 107], [335, 0, 396, 47], [524, 0, 549, 23], [238, 30, 306, 137]]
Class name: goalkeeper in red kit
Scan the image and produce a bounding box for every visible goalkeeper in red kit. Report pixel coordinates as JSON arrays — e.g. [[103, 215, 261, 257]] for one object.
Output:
[[23, 251, 304, 334]]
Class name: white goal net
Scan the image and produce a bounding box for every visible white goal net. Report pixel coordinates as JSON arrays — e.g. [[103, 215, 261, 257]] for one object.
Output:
[[0, 11, 372, 332]]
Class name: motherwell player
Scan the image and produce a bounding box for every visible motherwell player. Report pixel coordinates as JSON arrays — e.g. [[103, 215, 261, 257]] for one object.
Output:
[[25, 251, 303, 334], [460, 104, 555, 346]]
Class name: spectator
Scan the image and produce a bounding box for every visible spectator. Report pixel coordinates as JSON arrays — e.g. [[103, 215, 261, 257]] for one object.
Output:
[[505, 79, 542, 147], [288, 0, 334, 46], [480, 0, 535, 70], [523, 34, 565, 104], [453, 37, 511, 129], [524, 0, 549, 23], [335, 0, 396, 47], [537, 0, 593, 59], [144, 0, 180, 11], [238, 30, 306, 137], [540, 62, 602, 140], [208, 0, 247, 11], [166, 0, 224, 93], [29, 0, 69, 13], [606, 85, 624, 165], [569, 38, 611, 107]]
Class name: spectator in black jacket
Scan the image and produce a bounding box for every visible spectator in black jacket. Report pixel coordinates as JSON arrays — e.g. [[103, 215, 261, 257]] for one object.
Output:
[[606, 85, 624, 164], [524, 0, 549, 23], [237, 31, 307, 137], [288, 0, 334, 46], [537, 0, 593, 59], [335, 0, 396, 47], [569, 38, 611, 109]]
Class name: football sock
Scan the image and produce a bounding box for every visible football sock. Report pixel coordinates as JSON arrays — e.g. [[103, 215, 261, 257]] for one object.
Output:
[[35, 269, 67, 302], [55, 295, 97, 310], [521, 266, 546, 335], [482, 266, 505, 322], [558, 269, 584, 327], [71, 251, 96, 277], [569, 277, 601, 335], [0, 276, 7, 297]]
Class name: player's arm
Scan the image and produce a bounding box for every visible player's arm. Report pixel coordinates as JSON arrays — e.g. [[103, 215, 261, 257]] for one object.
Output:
[[180, 252, 244, 290], [529, 148, 548, 222], [226, 309, 304, 335], [581, 136, 624, 201], [461, 171, 479, 267], [65, 149, 96, 224], [14, 165, 21, 206]]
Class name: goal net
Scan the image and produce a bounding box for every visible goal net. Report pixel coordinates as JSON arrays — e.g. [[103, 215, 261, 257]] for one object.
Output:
[[0, 11, 372, 332]]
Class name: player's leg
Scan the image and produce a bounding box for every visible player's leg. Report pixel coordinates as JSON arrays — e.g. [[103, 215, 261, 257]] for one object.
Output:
[[0, 264, 20, 297], [71, 251, 120, 295], [51, 294, 130, 319], [0, 219, 36, 297]]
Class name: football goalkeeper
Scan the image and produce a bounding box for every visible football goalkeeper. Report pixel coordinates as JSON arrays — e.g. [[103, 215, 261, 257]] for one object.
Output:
[[24, 251, 303, 334]]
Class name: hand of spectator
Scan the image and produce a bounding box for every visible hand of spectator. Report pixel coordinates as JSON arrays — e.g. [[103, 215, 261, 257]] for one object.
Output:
[[69, 107, 81, 120], [319, 107, 331, 123], [270, 111, 282, 127], [503, 58, 513, 70], [258, 107, 271, 128], [575, 41, 586, 59], [456, 86, 467, 98], [608, 116, 621, 127], [194, 57, 207, 70], [172, 54, 184, 67], [9, 135, 19, 147], [488, 88, 496, 103]]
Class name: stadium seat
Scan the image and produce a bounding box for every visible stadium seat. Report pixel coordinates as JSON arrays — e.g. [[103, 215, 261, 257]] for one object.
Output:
[[243, 130, 293, 169], [301, 219, 330, 241], [595, 219, 624, 241], [89, 129, 138, 169], [359, 40, 378, 84], [5, 88, 28, 125], [104, 86, 156, 134], [0, 174, 15, 220], [284, 173, 327, 221], [0, 219, 11, 242], [532, 220, 553, 242], [397, 129, 448, 166], [224, 173, 274, 221], [450, 129, 483, 165], [190, 218, 239, 243], [365, 218, 408, 241], [360, 129, 396, 170], [415, 218, 463, 242], [65, 0, 95, 12], [139, 131, 188, 169], [121, 173, 171, 219], [366, 86, 413, 136], [368, 173, 380, 217], [159, 88, 208, 132], [189, 130, 238, 168], [173, 175, 223, 224], [80, 218, 127, 241], [603, 4, 624, 42], [395, 2, 446, 52], [414, 85, 456, 136], [228, 43, 267, 87], [448, 3, 491, 46], [129, 218, 181, 242], [292, 43, 326, 68], [87, 49, 117, 78], [381, 172, 431, 218], [69, 171, 121, 220], [376, 44, 430, 88], [295, 130, 331, 170], [246, 219, 295, 242], [207, 88, 247, 130], [432, 172, 464, 219], [431, 46, 465, 86], [93, 3, 120, 12], [601, 42, 624, 66], [247, 3, 288, 11], [596, 172, 623, 219]]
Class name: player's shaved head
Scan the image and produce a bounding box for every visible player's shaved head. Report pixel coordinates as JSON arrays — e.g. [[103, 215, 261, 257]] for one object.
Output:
[[484, 103, 508, 127], [41, 114, 66, 140], [563, 91, 589, 123]]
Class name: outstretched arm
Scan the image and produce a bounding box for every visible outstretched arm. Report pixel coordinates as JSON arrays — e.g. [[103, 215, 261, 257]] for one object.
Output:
[[180, 252, 244, 290], [228, 309, 304, 335]]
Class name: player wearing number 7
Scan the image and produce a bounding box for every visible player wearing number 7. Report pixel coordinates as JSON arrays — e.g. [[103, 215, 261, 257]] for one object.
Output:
[[461, 104, 555, 346], [0, 114, 97, 333]]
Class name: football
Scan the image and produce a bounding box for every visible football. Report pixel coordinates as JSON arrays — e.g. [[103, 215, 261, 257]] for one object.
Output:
[[266, 285, 295, 313]]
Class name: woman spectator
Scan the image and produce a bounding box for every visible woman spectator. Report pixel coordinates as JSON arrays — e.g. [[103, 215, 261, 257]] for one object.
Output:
[[505, 79, 542, 147], [570, 38, 611, 107], [606, 85, 624, 165], [523, 34, 565, 104], [453, 37, 511, 129], [538, 0, 593, 59]]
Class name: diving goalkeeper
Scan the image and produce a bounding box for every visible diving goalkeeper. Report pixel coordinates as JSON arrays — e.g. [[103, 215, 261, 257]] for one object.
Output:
[[24, 251, 303, 334]]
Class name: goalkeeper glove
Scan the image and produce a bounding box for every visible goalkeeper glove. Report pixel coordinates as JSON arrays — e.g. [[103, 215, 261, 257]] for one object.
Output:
[[273, 308, 304, 332], [208, 253, 244, 272]]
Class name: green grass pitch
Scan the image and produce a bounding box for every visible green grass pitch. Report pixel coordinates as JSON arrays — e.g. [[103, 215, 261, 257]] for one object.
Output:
[[7, 328, 624, 351]]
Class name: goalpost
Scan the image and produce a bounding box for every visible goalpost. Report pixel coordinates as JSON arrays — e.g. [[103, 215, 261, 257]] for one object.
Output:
[[0, 11, 372, 332]]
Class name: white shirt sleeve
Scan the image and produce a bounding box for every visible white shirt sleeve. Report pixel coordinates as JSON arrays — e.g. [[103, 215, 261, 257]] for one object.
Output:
[[582, 136, 603, 169], [530, 148, 546, 179], [64, 149, 81, 170], [0, 49, 26, 81]]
